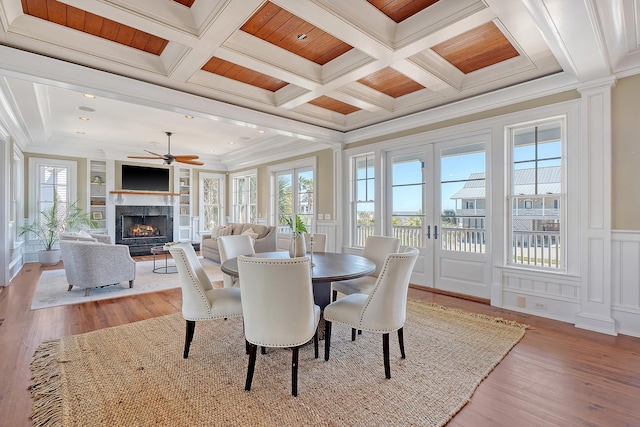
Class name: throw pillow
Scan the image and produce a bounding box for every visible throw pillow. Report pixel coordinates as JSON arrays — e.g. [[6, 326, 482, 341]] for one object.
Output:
[[219, 225, 233, 237], [210, 226, 224, 239], [241, 227, 259, 240]]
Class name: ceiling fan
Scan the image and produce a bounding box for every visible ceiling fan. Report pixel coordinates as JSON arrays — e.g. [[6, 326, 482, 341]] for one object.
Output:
[[127, 131, 204, 166]]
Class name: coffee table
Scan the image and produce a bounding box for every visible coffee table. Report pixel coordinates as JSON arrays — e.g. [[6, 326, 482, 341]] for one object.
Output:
[[221, 251, 375, 309], [150, 246, 177, 274]]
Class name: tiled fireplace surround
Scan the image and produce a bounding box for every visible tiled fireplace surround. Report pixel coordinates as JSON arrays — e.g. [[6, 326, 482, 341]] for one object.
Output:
[[115, 205, 173, 256]]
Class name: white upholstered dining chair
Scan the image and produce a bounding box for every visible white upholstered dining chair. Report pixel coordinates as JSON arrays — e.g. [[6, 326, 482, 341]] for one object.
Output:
[[323, 247, 419, 379], [304, 232, 327, 252], [330, 235, 400, 302], [218, 235, 255, 288], [168, 242, 243, 358], [237, 255, 320, 397]]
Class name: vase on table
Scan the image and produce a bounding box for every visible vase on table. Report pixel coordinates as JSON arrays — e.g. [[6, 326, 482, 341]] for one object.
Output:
[[289, 232, 306, 257]]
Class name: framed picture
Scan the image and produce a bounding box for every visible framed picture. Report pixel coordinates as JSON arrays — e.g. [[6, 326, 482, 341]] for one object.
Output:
[[180, 207, 188, 215], [92, 211, 103, 220]]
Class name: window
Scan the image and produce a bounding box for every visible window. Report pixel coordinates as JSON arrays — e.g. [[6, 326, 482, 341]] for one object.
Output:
[[352, 154, 375, 247], [270, 158, 316, 232], [230, 172, 256, 223], [508, 119, 564, 269], [390, 153, 424, 247], [27, 158, 77, 246], [199, 173, 225, 230]]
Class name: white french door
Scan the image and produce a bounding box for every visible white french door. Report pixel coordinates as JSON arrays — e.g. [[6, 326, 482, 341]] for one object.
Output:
[[386, 135, 491, 298]]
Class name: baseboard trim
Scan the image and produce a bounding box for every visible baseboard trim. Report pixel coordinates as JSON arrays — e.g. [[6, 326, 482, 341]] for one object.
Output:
[[408, 284, 490, 305]]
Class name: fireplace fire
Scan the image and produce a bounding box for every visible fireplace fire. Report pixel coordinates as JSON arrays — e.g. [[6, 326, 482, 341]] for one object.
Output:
[[128, 223, 159, 237], [121, 215, 167, 239]]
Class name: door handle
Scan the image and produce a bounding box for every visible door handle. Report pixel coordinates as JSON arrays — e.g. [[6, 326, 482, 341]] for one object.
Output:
[[426, 225, 430, 239], [434, 225, 438, 239]]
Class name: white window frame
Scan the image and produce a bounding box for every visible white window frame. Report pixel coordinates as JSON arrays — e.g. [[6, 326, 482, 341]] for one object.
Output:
[[27, 157, 78, 246], [506, 116, 567, 271], [351, 152, 376, 248], [198, 172, 225, 231], [268, 157, 316, 228], [229, 169, 257, 224]]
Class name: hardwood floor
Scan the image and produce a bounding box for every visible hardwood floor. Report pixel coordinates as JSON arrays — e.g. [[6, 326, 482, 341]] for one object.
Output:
[[1, 259, 639, 426]]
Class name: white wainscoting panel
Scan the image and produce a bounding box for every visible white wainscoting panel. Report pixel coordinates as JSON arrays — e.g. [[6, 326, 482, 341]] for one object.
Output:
[[612, 231, 640, 337]]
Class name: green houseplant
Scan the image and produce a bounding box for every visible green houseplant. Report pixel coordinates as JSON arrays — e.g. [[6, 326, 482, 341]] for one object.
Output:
[[19, 191, 98, 265], [285, 215, 308, 257]]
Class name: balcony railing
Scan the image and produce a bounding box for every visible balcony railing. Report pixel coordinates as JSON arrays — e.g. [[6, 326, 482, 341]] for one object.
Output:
[[355, 225, 561, 268]]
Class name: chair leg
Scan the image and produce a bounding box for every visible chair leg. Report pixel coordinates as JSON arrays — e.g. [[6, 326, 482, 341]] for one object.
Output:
[[84, 288, 91, 297], [291, 346, 300, 397], [129, 279, 134, 288], [261, 346, 266, 354], [351, 328, 356, 341], [67, 284, 73, 291], [398, 327, 405, 359], [324, 321, 332, 361], [245, 343, 257, 392], [184, 320, 195, 358], [383, 333, 391, 379], [331, 289, 337, 302], [314, 329, 319, 359]]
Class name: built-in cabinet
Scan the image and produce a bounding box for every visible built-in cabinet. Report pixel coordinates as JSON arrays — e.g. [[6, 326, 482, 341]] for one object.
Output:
[[89, 160, 108, 233], [178, 167, 191, 242]]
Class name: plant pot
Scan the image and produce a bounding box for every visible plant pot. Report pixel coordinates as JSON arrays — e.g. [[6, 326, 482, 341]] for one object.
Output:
[[38, 249, 61, 266], [288, 233, 306, 258]]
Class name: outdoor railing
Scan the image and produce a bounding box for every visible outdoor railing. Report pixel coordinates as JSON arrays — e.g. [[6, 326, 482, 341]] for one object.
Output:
[[511, 230, 561, 268], [440, 227, 486, 253]]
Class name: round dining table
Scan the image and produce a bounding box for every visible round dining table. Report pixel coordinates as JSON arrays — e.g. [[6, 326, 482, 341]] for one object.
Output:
[[220, 251, 375, 309]]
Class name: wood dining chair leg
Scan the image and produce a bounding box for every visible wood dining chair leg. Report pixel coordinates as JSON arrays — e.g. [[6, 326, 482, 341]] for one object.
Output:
[[184, 320, 195, 359], [398, 327, 405, 359], [245, 343, 257, 391], [324, 321, 332, 361], [383, 333, 391, 379], [291, 346, 300, 397], [314, 329, 319, 359]]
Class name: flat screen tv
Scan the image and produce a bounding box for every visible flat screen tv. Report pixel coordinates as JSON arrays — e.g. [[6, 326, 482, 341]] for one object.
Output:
[[121, 164, 170, 192]]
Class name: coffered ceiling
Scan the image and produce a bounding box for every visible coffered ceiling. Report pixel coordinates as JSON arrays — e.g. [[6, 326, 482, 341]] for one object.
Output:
[[0, 0, 639, 168]]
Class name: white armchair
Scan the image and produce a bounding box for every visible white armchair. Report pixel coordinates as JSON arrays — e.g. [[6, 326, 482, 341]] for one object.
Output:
[[59, 240, 135, 296], [324, 247, 419, 379]]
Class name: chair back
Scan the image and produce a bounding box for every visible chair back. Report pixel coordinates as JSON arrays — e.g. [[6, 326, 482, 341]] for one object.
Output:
[[360, 247, 419, 332], [238, 256, 317, 347], [168, 243, 215, 319], [219, 235, 255, 287], [305, 233, 327, 252], [363, 235, 401, 277]]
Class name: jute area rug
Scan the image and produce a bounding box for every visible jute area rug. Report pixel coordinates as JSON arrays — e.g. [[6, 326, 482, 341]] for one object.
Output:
[[30, 299, 527, 427], [31, 258, 222, 310]]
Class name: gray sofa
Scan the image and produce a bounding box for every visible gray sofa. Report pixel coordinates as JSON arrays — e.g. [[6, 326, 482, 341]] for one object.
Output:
[[200, 223, 277, 262]]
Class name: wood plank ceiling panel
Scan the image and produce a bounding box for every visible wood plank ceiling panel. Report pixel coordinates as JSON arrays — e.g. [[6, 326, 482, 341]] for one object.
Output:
[[367, 0, 439, 23], [240, 1, 353, 66], [22, 0, 169, 55], [358, 67, 425, 98], [432, 21, 519, 74], [202, 57, 289, 92], [308, 96, 361, 115]]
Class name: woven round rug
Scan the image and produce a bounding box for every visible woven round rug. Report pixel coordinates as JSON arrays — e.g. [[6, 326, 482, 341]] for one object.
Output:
[[30, 299, 526, 426]]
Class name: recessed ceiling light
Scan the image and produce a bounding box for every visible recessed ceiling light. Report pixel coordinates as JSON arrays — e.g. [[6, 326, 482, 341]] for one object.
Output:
[[83, 93, 96, 99], [228, 141, 235, 145], [76, 131, 86, 134], [297, 34, 307, 41], [258, 129, 265, 134], [79, 117, 90, 121], [185, 115, 194, 119]]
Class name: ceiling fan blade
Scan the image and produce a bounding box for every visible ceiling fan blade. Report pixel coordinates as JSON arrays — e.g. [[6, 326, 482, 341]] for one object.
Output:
[[143, 150, 165, 157], [173, 155, 200, 160], [127, 155, 163, 159], [176, 159, 204, 166]]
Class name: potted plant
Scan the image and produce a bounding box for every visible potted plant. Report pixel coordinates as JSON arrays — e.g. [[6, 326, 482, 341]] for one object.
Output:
[[285, 215, 308, 257], [19, 191, 98, 265]]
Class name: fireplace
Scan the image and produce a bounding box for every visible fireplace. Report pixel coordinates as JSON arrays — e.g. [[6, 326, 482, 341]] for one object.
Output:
[[115, 206, 173, 255]]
